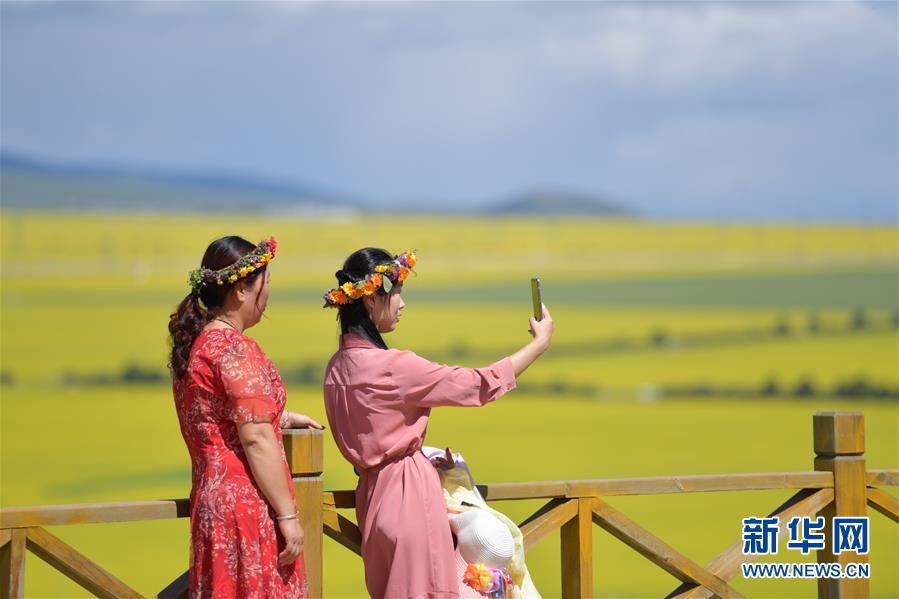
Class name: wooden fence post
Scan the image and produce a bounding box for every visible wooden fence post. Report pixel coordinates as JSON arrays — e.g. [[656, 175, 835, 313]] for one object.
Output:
[[284, 429, 324, 599], [0, 529, 26, 599], [813, 411, 869, 598], [560, 497, 594, 598]]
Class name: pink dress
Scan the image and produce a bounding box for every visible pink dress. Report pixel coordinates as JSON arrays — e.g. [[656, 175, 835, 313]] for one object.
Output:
[[323, 333, 517, 599], [173, 328, 308, 599]]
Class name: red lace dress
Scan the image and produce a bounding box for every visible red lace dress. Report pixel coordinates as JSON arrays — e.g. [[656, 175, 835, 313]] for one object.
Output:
[[173, 328, 308, 599]]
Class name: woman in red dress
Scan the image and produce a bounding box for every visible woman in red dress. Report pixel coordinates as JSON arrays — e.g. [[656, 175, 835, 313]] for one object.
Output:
[[168, 235, 321, 598]]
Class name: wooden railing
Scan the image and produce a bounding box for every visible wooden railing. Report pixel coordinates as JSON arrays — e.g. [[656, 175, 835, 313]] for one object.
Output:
[[1, 411, 896, 598]]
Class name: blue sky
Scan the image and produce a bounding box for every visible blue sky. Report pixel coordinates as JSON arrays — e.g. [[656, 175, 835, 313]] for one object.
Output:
[[2, 1, 896, 220]]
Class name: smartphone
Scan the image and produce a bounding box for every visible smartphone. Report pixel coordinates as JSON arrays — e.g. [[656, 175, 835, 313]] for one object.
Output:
[[530, 277, 543, 321]]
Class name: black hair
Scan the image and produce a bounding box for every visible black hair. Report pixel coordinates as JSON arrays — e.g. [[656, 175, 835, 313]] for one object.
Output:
[[168, 236, 267, 379], [335, 247, 394, 350]]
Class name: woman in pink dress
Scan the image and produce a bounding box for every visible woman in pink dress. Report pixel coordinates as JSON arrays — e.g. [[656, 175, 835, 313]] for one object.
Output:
[[169, 235, 322, 598], [322, 248, 554, 599]]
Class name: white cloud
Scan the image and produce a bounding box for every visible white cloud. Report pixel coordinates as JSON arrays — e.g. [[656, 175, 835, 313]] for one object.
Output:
[[528, 2, 892, 92], [1, 1, 895, 219]]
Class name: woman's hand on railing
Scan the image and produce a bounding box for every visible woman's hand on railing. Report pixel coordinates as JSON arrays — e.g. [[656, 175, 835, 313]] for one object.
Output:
[[277, 518, 305, 567], [285, 412, 325, 430]]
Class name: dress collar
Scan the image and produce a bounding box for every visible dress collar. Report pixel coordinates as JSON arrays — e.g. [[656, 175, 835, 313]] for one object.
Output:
[[340, 333, 378, 350]]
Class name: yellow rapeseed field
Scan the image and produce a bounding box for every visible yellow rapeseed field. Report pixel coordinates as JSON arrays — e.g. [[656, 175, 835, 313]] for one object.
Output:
[[1, 212, 896, 597]]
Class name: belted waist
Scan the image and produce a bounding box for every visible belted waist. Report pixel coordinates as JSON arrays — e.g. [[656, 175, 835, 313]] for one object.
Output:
[[354, 448, 423, 476]]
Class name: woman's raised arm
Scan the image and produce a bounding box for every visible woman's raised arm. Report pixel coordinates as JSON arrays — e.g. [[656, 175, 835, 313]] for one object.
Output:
[[388, 304, 554, 408]]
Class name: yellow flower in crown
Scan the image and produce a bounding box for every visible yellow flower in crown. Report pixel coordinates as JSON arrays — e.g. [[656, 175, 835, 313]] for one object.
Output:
[[229, 274, 238, 282], [375, 265, 389, 274], [341, 282, 354, 295]]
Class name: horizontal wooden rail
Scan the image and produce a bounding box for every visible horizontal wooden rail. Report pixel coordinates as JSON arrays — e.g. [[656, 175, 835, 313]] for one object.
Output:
[[481, 470, 892, 500], [501, 472, 834, 500], [324, 470, 885, 508], [0, 499, 190, 529], [867, 468, 899, 486], [565, 471, 838, 497], [5, 470, 895, 529]]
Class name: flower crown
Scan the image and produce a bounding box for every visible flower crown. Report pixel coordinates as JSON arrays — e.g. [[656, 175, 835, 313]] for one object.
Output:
[[188, 237, 277, 293], [323, 250, 417, 308]]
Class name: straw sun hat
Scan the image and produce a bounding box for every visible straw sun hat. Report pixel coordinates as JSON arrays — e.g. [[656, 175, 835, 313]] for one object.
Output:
[[450, 509, 515, 569]]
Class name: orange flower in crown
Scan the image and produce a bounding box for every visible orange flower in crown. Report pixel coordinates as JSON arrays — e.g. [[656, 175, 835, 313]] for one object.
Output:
[[326, 290, 348, 305], [323, 250, 417, 308]]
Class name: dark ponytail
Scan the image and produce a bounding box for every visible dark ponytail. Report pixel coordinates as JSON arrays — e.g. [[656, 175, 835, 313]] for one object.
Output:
[[336, 247, 394, 350], [168, 236, 262, 379]]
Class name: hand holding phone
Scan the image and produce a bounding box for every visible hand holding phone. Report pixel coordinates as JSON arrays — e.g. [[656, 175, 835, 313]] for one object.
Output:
[[511, 280, 554, 375], [531, 277, 543, 321]]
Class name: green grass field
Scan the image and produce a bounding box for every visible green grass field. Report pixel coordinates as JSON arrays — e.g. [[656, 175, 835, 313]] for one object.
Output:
[[1, 212, 897, 597]]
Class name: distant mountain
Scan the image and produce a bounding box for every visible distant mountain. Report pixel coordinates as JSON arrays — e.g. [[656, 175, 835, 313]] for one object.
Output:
[[0, 153, 635, 217], [488, 190, 633, 216], [0, 153, 360, 214]]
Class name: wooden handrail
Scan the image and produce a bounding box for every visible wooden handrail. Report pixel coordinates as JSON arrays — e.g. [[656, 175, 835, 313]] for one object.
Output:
[[4, 470, 896, 529], [1, 413, 896, 599], [866, 468, 899, 486], [483, 471, 838, 500], [0, 499, 190, 529], [322, 470, 892, 507]]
